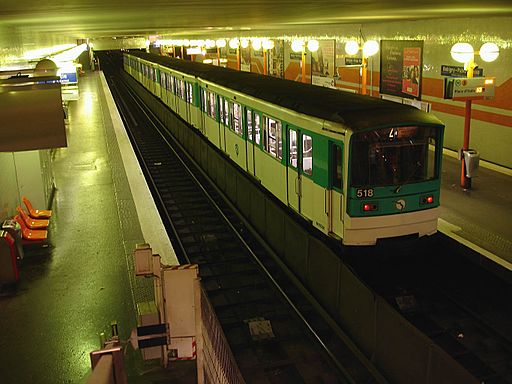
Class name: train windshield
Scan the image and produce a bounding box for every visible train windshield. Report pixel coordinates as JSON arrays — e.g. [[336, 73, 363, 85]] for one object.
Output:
[[350, 126, 439, 187]]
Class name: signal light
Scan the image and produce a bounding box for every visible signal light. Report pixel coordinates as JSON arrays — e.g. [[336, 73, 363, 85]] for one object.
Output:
[[363, 203, 378, 212], [420, 195, 434, 205]]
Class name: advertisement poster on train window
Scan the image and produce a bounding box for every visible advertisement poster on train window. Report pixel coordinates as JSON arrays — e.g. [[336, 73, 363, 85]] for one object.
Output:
[[380, 40, 423, 100], [311, 40, 336, 88]]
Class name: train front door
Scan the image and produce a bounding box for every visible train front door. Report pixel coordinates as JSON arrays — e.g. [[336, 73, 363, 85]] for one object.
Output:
[[287, 126, 301, 212], [328, 141, 344, 238]]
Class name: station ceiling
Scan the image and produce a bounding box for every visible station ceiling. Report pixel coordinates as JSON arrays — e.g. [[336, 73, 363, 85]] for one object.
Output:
[[2, 0, 512, 39]]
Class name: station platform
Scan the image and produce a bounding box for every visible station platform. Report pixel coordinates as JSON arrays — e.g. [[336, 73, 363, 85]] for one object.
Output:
[[439, 153, 512, 271], [0, 71, 188, 384], [0, 69, 510, 384]]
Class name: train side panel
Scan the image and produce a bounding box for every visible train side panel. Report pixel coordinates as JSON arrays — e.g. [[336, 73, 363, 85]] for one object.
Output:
[[123, 52, 444, 246], [254, 150, 287, 204]]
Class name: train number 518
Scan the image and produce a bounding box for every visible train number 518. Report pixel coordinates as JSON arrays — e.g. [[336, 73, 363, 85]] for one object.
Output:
[[356, 189, 374, 198]]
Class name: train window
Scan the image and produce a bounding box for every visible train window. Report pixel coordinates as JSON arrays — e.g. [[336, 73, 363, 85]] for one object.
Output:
[[200, 88, 208, 112], [263, 116, 282, 159], [289, 130, 298, 168], [254, 114, 261, 145], [160, 72, 166, 88], [350, 126, 439, 187], [228, 102, 234, 130], [332, 143, 342, 189], [302, 134, 313, 175], [170, 76, 176, 94], [231, 102, 242, 136], [179, 79, 186, 99], [223, 99, 229, 126], [219, 97, 225, 124], [246, 109, 253, 141], [427, 138, 436, 178], [186, 83, 193, 103], [208, 92, 216, 119]]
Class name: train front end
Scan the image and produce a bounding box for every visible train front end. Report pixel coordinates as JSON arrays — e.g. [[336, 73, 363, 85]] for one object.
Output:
[[343, 124, 444, 245]]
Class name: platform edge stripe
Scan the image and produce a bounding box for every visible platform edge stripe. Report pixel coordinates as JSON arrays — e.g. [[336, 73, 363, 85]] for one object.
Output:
[[99, 72, 178, 266], [438, 218, 512, 271], [167, 264, 198, 270]]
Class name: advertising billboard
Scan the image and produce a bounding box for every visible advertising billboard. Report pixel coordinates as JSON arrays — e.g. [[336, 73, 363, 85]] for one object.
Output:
[[380, 40, 424, 99]]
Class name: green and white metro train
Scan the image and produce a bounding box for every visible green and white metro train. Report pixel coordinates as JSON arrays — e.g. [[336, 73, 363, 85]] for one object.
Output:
[[123, 51, 445, 246]]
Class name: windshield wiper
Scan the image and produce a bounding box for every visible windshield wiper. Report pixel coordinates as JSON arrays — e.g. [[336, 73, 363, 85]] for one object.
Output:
[[394, 160, 422, 193]]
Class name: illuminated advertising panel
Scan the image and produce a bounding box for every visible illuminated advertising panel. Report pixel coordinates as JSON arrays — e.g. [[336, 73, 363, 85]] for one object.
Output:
[[380, 40, 424, 100]]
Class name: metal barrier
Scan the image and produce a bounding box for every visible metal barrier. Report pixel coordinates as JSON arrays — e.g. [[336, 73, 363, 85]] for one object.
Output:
[[87, 354, 114, 384], [199, 289, 246, 384], [87, 322, 127, 384], [133, 243, 246, 383]]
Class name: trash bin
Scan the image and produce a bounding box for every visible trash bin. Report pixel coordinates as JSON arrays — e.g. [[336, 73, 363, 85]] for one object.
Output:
[[0, 230, 19, 284], [2, 219, 24, 260], [463, 149, 480, 178]]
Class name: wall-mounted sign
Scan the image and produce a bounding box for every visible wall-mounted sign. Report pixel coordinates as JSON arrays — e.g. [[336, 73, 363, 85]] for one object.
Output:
[[59, 71, 78, 84], [344, 57, 362, 66], [241, 47, 251, 72], [444, 77, 495, 100], [186, 47, 202, 55], [380, 40, 424, 100], [441, 65, 483, 77], [311, 40, 336, 88], [289, 52, 302, 60], [0, 76, 67, 151], [268, 40, 284, 78]]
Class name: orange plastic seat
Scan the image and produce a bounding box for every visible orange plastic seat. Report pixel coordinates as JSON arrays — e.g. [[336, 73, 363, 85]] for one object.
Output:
[[22, 196, 52, 219], [16, 206, 49, 230], [13, 215, 48, 241]]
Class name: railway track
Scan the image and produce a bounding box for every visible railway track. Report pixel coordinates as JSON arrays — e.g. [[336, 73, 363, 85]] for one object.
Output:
[[100, 52, 384, 384], [100, 51, 511, 383], [345, 238, 512, 383]]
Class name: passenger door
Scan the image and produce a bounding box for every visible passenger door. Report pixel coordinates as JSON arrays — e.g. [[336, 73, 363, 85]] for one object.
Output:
[[328, 141, 344, 238], [287, 125, 301, 212]]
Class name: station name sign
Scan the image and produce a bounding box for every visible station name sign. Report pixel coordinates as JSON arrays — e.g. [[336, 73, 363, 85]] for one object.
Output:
[[344, 57, 363, 66], [441, 65, 483, 78]]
